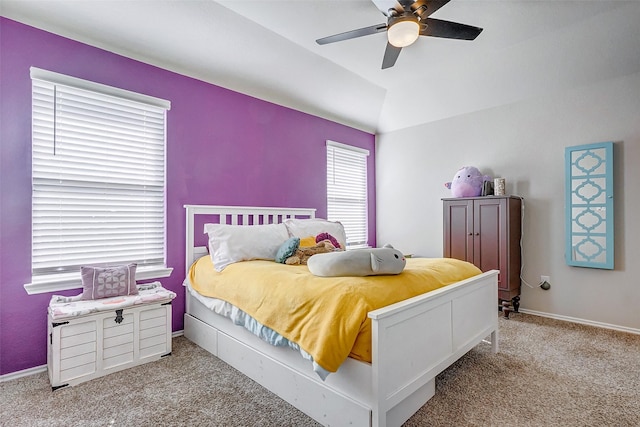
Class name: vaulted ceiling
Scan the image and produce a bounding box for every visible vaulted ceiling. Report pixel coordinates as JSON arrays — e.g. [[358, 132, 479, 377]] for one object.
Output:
[[3, 1, 640, 133]]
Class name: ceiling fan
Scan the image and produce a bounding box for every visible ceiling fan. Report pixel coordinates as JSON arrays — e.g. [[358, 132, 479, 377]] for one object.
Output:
[[316, 0, 483, 69]]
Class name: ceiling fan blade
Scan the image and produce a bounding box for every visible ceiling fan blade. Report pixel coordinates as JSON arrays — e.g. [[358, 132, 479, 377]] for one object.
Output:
[[420, 18, 483, 40], [316, 23, 387, 45], [382, 42, 402, 69]]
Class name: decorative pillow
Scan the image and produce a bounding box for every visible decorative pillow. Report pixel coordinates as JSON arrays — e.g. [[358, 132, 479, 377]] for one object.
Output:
[[316, 232, 341, 249], [299, 236, 317, 248], [275, 237, 300, 263], [204, 223, 290, 272], [80, 263, 138, 300], [284, 219, 347, 249]]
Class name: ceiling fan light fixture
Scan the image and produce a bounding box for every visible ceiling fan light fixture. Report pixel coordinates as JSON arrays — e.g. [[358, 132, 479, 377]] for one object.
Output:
[[387, 17, 420, 48]]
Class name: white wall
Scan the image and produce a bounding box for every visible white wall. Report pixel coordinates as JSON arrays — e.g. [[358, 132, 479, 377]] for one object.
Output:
[[376, 71, 640, 332]]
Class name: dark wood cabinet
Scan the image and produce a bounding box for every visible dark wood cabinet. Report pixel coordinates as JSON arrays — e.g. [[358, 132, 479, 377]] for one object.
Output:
[[443, 196, 522, 303]]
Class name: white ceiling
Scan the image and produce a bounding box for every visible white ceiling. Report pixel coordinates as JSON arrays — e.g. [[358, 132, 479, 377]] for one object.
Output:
[[2, 0, 640, 134]]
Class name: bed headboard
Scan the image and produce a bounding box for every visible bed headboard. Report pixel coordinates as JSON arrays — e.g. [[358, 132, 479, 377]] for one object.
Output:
[[183, 205, 316, 276]]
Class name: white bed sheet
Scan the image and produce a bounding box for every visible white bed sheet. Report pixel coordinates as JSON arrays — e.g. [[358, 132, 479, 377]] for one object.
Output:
[[184, 278, 331, 380]]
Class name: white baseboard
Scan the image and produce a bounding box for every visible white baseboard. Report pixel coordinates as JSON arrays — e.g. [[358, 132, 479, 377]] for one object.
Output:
[[0, 365, 47, 383], [518, 308, 640, 335], [0, 330, 185, 383]]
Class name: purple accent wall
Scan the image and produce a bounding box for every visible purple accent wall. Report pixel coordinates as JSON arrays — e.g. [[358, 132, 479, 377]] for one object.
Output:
[[0, 18, 376, 375]]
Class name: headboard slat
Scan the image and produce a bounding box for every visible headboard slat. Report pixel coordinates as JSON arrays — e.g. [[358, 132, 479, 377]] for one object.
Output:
[[183, 205, 316, 276]]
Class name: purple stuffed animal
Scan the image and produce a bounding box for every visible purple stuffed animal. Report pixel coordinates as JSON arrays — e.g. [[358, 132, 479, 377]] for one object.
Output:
[[445, 166, 492, 197]]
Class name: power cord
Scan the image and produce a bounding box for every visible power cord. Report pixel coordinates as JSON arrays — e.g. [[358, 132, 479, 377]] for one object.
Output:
[[512, 195, 536, 289]]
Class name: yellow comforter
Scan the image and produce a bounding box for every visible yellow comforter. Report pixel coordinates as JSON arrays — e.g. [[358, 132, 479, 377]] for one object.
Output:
[[189, 256, 481, 373]]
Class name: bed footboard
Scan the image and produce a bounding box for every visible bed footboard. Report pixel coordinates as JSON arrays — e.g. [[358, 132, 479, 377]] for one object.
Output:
[[369, 270, 499, 427]]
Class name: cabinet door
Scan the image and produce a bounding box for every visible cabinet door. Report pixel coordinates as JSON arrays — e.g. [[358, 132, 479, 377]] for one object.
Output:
[[444, 196, 521, 301], [474, 198, 508, 291], [443, 199, 473, 263]]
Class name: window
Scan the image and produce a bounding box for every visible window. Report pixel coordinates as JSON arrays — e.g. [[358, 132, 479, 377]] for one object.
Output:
[[326, 140, 369, 248], [26, 68, 172, 294]]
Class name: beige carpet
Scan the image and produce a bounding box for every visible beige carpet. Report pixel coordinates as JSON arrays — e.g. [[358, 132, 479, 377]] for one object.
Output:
[[1, 313, 638, 426]]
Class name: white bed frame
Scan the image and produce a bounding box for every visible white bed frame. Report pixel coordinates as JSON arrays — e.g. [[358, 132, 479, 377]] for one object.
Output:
[[183, 205, 499, 427]]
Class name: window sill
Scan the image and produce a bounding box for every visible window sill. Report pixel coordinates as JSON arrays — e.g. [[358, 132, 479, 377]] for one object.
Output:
[[24, 266, 174, 295]]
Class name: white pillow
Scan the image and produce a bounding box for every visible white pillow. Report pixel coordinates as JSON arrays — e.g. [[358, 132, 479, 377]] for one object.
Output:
[[283, 218, 347, 249], [204, 223, 289, 272]]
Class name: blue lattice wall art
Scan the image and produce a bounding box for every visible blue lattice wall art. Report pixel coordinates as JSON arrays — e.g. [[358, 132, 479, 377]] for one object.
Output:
[[565, 142, 614, 269]]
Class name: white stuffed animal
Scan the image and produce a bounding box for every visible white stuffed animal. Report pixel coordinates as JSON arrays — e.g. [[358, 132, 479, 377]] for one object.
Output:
[[307, 244, 406, 277]]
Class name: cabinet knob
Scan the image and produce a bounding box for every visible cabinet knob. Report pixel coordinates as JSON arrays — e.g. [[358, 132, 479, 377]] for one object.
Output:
[[475, 232, 480, 236], [468, 233, 473, 236]]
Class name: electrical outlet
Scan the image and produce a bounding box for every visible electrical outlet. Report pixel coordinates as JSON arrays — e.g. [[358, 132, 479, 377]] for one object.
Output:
[[540, 275, 551, 290]]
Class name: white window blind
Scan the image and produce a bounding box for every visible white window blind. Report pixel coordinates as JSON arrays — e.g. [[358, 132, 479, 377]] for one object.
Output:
[[326, 140, 369, 248], [31, 68, 170, 279]]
